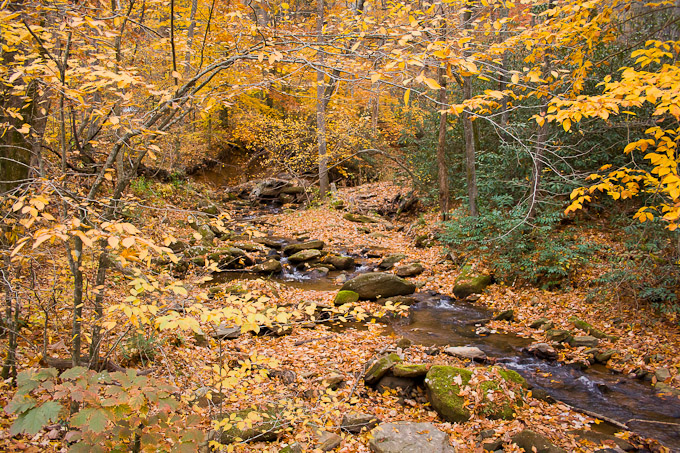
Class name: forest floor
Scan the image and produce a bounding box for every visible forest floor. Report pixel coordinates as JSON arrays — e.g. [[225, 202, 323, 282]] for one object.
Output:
[[1, 180, 679, 453]]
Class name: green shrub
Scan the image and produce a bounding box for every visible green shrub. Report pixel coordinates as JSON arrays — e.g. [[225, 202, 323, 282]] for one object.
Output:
[[441, 207, 598, 289], [122, 332, 159, 366]]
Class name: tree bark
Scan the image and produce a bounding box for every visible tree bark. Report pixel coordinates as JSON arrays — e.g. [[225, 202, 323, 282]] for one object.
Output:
[[316, 0, 329, 198], [436, 66, 450, 219], [461, 8, 478, 218]]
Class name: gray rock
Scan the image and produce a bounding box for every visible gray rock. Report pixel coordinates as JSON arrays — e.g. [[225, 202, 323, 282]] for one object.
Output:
[[368, 422, 456, 453], [655, 367, 671, 382], [511, 430, 566, 453], [212, 325, 241, 340], [380, 295, 418, 306], [168, 240, 188, 253], [344, 213, 379, 223], [444, 346, 487, 361], [452, 275, 492, 299], [325, 255, 355, 270], [283, 240, 325, 256], [198, 224, 215, 244], [376, 376, 415, 393], [341, 412, 380, 433], [193, 387, 225, 408], [594, 349, 617, 364], [526, 343, 558, 360], [569, 429, 634, 451], [570, 336, 599, 348], [252, 259, 283, 274], [279, 442, 303, 453], [341, 272, 416, 300], [392, 364, 428, 378], [288, 249, 323, 263], [545, 329, 573, 343], [655, 382, 680, 396], [379, 254, 406, 270], [395, 263, 424, 277], [493, 309, 514, 322], [315, 430, 341, 451], [334, 290, 360, 306], [530, 317, 550, 329]]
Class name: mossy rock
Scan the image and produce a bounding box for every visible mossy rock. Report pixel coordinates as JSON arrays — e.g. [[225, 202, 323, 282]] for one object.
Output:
[[545, 329, 573, 343], [283, 240, 325, 256], [452, 275, 493, 299], [212, 407, 286, 444], [530, 317, 550, 329], [569, 316, 618, 341], [288, 249, 323, 263], [425, 366, 526, 423], [324, 255, 355, 270], [496, 368, 528, 387], [252, 259, 283, 274], [393, 364, 428, 378], [334, 290, 360, 306], [344, 213, 379, 223], [378, 254, 406, 270], [424, 366, 473, 423], [364, 353, 402, 386], [341, 272, 416, 300]]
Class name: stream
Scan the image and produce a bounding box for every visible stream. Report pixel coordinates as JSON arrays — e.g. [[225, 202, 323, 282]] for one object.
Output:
[[215, 256, 680, 451]]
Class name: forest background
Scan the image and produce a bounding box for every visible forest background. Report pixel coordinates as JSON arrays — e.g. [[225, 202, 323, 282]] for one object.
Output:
[[1, 0, 680, 451]]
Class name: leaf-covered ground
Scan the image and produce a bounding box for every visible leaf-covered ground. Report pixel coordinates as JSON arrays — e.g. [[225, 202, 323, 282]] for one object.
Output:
[[1, 181, 678, 452]]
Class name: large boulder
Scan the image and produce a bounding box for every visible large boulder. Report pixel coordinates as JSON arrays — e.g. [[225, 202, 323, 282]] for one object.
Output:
[[452, 275, 493, 299], [283, 240, 325, 256], [425, 366, 527, 423], [341, 272, 416, 300], [368, 422, 456, 453]]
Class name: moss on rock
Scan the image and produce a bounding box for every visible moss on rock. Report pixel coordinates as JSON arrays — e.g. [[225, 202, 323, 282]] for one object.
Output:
[[334, 290, 360, 306], [452, 275, 493, 299]]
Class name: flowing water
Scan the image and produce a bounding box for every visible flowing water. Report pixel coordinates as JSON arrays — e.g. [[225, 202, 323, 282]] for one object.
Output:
[[393, 294, 680, 451], [209, 224, 680, 450]]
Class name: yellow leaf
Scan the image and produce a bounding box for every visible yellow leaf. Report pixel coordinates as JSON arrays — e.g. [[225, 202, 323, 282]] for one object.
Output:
[[404, 89, 410, 105], [423, 77, 441, 90]]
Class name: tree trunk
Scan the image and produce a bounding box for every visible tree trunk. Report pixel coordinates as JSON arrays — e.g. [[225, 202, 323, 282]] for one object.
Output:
[[316, 0, 329, 198], [461, 9, 478, 217], [436, 66, 450, 219]]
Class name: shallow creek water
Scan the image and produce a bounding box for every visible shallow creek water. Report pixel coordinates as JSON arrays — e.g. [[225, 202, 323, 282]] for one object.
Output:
[[212, 251, 680, 451]]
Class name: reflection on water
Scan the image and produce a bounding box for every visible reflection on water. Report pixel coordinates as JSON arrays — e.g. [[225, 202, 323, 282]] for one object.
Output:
[[391, 296, 680, 451], [207, 255, 680, 450]]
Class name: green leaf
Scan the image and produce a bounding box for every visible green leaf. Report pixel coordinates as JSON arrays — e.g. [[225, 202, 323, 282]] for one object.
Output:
[[61, 366, 89, 380], [10, 401, 62, 435], [5, 396, 37, 416], [71, 408, 111, 433]]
